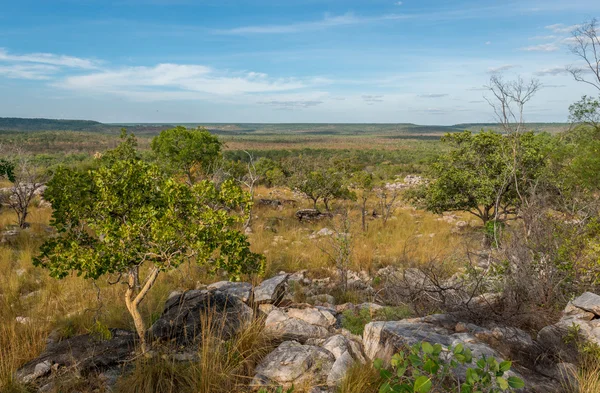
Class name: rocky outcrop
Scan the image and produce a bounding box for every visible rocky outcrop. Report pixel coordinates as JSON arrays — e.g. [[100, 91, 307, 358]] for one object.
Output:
[[254, 273, 289, 305], [206, 281, 253, 303], [253, 341, 335, 389], [295, 209, 333, 222], [537, 291, 600, 364], [149, 289, 253, 345], [362, 315, 560, 392], [16, 329, 135, 387]]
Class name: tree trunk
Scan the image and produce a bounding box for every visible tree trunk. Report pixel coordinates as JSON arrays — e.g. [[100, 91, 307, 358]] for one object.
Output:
[[361, 198, 367, 232], [324, 198, 330, 212], [125, 266, 160, 354]]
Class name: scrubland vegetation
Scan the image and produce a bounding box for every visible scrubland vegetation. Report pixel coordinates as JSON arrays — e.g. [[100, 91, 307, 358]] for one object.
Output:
[[2, 17, 600, 393]]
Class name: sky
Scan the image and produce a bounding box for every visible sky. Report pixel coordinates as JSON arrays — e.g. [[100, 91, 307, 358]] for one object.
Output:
[[0, 0, 599, 124]]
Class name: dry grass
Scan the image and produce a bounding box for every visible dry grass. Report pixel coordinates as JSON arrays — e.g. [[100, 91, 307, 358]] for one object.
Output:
[[0, 187, 475, 392], [337, 362, 382, 393]]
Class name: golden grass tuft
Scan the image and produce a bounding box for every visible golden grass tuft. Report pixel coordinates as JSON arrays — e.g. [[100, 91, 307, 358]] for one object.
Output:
[[337, 362, 382, 393]]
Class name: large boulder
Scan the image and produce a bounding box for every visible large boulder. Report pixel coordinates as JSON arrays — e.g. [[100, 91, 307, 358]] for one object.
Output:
[[252, 341, 335, 389], [16, 329, 135, 386], [363, 317, 560, 392], [537, 292, 600, 364], [254, 273, 289, 305], [264, 308, 330, 343], [149, 289, 252, 345], [295, 209, 333, 222], [206, 281, 253, 303]]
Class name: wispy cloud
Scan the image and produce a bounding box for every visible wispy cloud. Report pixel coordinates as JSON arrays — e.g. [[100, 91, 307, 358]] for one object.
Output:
[[520, 43, 559, 52], [0, 48, 98, 69], [258, 100, 323, 110], [535, 66, 569, 76], [58, 63, 314, 100], [545, 23, 581, 33], [362, 94, 384, 104], [488, 64, 520, 73], [215, 12, 412, 35], [0, 64, 60, 80], [418, 93, 448, 98]]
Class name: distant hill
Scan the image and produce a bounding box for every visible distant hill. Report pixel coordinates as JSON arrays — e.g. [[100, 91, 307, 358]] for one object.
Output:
[[0, 117, 109, 132], [0, 117, 570, 135]]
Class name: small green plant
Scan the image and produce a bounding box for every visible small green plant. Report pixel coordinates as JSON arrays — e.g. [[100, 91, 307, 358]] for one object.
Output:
[[341, 308, 372, 335], [374, 341, 525, 393]]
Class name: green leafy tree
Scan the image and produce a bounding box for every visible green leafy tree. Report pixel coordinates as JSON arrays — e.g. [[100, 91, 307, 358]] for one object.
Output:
[[151, 126, 222, 184], [407, 130, 548, 226], [34, 137, 263, 352], [0, 158, 15, 182], [353, 170, 374, 231], [290, 168, 354, 211]]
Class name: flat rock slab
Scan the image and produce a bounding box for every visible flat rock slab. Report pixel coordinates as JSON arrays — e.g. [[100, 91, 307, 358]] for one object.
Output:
[[16, 329, 135, 385], [254, 274, 289, 305], [571, 292, 600, 316], [253, 341, 335, 388], [265, 309, 330, 343], [149, 289, 253, 345]]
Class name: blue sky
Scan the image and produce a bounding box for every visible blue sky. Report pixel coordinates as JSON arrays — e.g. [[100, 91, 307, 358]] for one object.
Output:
[[0, 0, 599, 124]]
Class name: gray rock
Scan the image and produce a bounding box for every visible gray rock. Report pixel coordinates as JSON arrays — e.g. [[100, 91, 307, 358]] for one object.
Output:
[[207, 281, 253, 303], [571, 292, 600, 316], [264, 309, 330, 343], [16, 329, 135, 386], [287, 307, 337, 328], [253, 341, 335, 389], [149, 289, 252, 345], [254, 274, 289, 305]]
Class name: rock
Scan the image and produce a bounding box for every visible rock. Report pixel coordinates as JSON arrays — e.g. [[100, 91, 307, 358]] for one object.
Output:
[[295, 209, 333, 222], [252, 341, 335, 389], [258, 199, 282, 208], [327, 351, 355, 386], [571, 292, 600, 316], [16, 316, 31, 324], [254, 274, 289, 305], [287, 307, 337, 328], [316, 228, 334, 237], [207, 281, 252, 303], [309, 294, 336, 306], [16, 329, 135, 386], [363, 319, 560, 392], [149, 289, 252, 345], [264, 309, 330, 343]]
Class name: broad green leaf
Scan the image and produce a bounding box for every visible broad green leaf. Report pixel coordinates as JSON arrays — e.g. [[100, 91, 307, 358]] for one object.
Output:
[[413, 376, 432, 393]]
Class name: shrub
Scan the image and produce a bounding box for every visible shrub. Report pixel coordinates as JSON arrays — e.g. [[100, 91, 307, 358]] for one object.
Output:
[[374, 341, 524, 393]]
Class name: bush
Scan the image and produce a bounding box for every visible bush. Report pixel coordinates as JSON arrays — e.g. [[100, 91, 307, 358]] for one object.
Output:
[[374, 341, 524, 393]]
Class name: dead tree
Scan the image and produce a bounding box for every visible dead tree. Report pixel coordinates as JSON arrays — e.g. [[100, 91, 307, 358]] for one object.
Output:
[[567, 18, 600, 92], [1, 152, 48, 228]]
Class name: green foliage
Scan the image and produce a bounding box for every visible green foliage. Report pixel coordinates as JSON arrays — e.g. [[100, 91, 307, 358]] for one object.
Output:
[[151, 126, 222, 182], [341, 308, 372, 335], [0, 158, 15, 182], [35, 155, 262, 281], [289, 166, 355, 211], [407, 130, 549, 225], [569, 95, 600, 128], [374, 341, 524, 393]]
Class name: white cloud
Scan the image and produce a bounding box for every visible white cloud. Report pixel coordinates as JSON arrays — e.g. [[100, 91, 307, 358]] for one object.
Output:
[[0, 48, 98, 69], [418, 93, 448, 98], [520, 43, 559, 52], [488, 64, 520, 73], [395, 1, 403, 5], [485, 41, 492, 45], [535, 66, 569, 76], [545, 23, 581, 33], [0, 64, 60, 80], [258, 100, 323, 109], [362, 94, 384, 104], [215, 13, 411, 35], [59, 63, 311, 99]]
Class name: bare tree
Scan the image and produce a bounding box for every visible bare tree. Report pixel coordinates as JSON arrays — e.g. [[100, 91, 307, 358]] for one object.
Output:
[[567, 18, 600, 92], [1, 151, 48, 228], [238, 151, 260, 230], [485, 74, 542, 134], [375, 185, 400, 225], [318, 211, 353, 293]]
